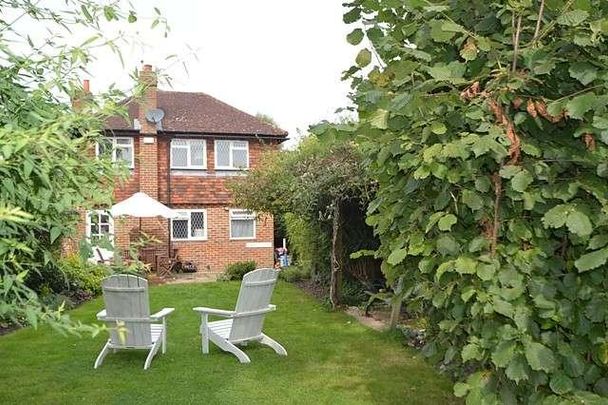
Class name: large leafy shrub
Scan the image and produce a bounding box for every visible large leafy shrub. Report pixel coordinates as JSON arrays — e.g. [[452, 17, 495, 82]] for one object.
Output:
[[230, 136, 376, 307], [343, 0, 608, 402]]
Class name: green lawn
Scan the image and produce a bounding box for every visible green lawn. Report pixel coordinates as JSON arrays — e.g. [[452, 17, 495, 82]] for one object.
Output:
[[0, 281, 456, 404]]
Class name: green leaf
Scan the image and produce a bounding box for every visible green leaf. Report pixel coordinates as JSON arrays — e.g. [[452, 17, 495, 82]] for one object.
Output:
[[499, 165, 521, 179], [574, 248, 608, 272], [493, 298, 514, 318], [436, 235, 459, 255], [49, 226, 61, 243], [387, 247, 408, 265], [524, 341, 557, 372], [370, 109, 389, 129], [462, 190, 483, 210], [569, 62, 598, 85], [459, 38, 478, 61], [505, 356, 529, 383], [343, 7, 361, 24], [588, 234, 608, 250], [549, 372, 574, 395], [127, 11, 137, 23], [566, 93, 596, 119], [430, 122, 447, 135], [593, 115, 608, 130], [557, 10, 589, 26], [356, 48, 372, 67], [429, 20, 455, 43], [453, 382, 469, 398], [511, 170, 533, 192], [462, 342, 482, 362], [477, 263, 496, 281], [492, 340, 517, 368], [566, 210, 593, 237], [346, 28, 364, 45], [454, 256, 477, 274], [542, 204, 570, 229], [438, 214, 457, 231]]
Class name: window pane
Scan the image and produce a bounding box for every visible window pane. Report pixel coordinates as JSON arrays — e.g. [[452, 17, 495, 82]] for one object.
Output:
[[90, 224, 99, 235], [100, 214, 110, 224], [232, 148, 248, 168], [231, 219, 254, 238], [116, 146, 133, 166], [232, 141, 247, 149], [216, 140, 230, 167], [100, 224, 110, 234], [172, 219, 188, 239], [190, 140, 205, 167], [97, 139, 111, 156], [190, 212, 205, 238], [172, 146, 188, 167], [172, 139, 188, 147], [115, 138, 132, 145]]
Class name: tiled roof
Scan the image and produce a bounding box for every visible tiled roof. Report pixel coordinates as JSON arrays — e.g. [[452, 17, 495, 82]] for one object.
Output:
[[106, 90, 287, 137]]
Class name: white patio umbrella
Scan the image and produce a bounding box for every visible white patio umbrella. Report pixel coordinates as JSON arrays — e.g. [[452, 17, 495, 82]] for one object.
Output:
[[111, 192, 179, 219], [110, 192, 179, 259]]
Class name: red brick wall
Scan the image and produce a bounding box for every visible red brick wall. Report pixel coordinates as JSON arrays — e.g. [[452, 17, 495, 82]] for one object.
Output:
[[73, 134, 281, 274], [170, 207, 274, 272]]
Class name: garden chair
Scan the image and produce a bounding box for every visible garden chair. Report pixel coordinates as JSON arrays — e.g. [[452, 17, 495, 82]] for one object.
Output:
[[193, 268, 287, 363], [94, 274, 174, 370]]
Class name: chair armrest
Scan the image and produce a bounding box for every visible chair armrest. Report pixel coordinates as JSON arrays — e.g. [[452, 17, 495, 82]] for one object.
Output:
[[192, 307, 235, 317], [150, 307, 175, 320], [96, 309, 107, 320]]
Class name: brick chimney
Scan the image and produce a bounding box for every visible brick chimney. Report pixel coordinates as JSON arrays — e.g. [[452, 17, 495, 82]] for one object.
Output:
[[72, 79, 91, 111], [138, 64, 158, 135], [137, 64, 159, 199]]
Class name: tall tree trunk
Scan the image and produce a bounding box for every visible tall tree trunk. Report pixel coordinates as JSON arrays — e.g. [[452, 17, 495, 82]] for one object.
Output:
[[329, 200, 342, 309]]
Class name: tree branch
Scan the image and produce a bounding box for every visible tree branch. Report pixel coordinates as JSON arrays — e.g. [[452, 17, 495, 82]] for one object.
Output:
[[512, 14, 523, 72], [533, 0, 546, 42]]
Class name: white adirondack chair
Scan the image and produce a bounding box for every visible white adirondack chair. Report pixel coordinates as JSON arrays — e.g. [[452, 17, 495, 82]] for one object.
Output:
[[94, 274, 174, 370], [193, 268, 287, 363]]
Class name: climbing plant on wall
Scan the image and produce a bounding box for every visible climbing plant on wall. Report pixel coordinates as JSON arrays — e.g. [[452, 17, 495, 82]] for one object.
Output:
[[344, 0, 608, 402]]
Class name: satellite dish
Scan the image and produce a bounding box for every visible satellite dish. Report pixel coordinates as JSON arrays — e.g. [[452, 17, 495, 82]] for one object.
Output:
[[145, 108, 165, 124]]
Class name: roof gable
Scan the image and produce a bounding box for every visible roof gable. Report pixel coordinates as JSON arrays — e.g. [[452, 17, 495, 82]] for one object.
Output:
[[106, 90, 287, 137]]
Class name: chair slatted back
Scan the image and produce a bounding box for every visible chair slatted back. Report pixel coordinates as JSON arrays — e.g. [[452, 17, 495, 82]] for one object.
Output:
[[101, 274, 152, 347], [230, 268, 279, 341]]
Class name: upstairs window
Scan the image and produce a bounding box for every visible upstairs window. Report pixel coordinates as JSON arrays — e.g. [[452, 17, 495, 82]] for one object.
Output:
[[215, 140, 249, 170], [229, 209, 255, 239], [96, 137, 134, 168], [171, 210, 207, 241], [171, 139, 206, 169]]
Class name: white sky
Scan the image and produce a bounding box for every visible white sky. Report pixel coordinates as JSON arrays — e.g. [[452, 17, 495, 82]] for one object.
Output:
[[83, 0, 358, 148]]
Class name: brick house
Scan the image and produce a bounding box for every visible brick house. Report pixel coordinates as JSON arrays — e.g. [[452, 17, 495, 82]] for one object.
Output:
[[79, 65, 287, 273]]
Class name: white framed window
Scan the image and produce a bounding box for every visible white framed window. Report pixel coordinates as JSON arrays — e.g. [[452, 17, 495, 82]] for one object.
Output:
[[171, 209, 207, 241], [215, 140, 249, 170], [85, 210, 114, 259], [171, 139, 206, 169], [96, 137, 134, 168], [229, 209, 256, 239]]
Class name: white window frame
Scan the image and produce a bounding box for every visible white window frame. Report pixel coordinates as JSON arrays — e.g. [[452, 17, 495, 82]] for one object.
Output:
[[170, 209, 208, 241], [170, 138, 207, 169], [229, 209, 256, 240], [96, 137, 135, 168], [214, 140, 249, 170], [85, 210, 114, 261]]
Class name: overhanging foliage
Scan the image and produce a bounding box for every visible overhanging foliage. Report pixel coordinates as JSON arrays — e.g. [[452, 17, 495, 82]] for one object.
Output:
[[344, 0, 608, 402]]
